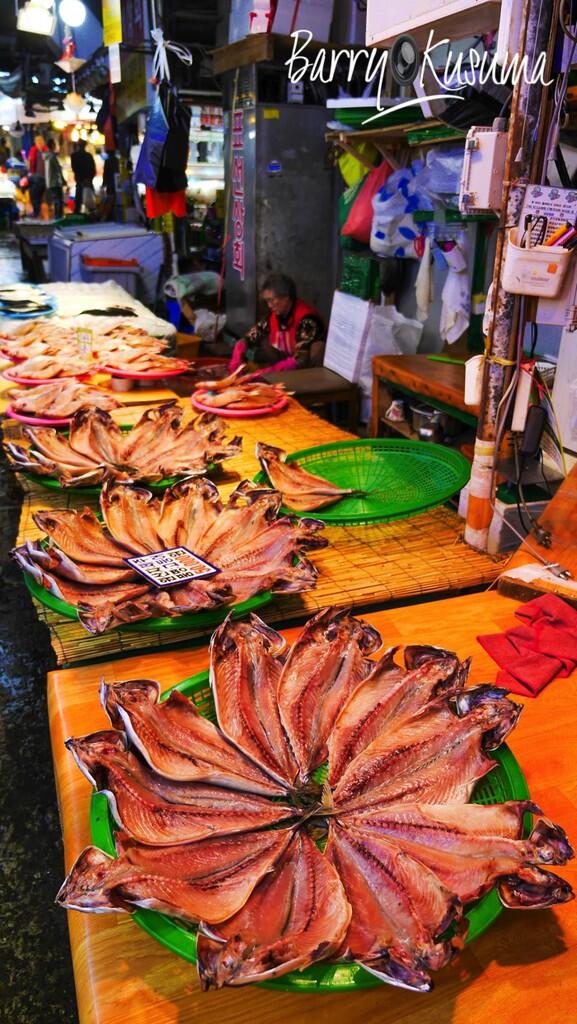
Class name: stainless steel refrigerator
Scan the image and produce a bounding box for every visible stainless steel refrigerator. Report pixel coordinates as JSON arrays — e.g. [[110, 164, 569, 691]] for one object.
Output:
[[224, 65, 337, 336]]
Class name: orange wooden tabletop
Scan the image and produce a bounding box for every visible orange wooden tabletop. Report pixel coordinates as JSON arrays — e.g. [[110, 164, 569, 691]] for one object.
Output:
[[47, 591, 577, 1024]]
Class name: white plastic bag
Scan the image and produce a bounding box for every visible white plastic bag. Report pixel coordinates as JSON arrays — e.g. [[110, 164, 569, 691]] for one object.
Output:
[[190, 307, 227, 341], [359, 304, 423, 420], [370, 163, 434, 258]]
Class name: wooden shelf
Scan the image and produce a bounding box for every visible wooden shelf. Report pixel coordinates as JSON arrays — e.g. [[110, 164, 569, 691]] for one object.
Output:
[[378, 416, 419, 441], [212, 33, 366, 75]]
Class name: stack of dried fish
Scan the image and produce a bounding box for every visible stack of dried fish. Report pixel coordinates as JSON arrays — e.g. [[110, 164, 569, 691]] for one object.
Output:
[[1, 321, 171, 367], [8, 381, 121, 418], [6, 403, 242, 486], [12, 480, 326, 633], [57, 610, 574, 991], [256, 442, 356, 511], [101, 349, 190, 375], [195, 366, 286, 410], [5, 352, 92, 379]]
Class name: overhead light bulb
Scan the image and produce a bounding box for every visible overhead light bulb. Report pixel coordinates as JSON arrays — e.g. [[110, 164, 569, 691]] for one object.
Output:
[[58, 0, 85, 26], [64, 91, 85, 114]]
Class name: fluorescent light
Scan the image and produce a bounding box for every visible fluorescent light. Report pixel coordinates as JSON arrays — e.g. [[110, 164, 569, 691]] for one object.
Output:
[[58, 0, 85, 27], [17, 1, 56, 35]]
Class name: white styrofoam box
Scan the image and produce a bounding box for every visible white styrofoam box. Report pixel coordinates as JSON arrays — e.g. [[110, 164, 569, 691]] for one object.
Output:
[[271, 0, 334, 41], [366, 0, 501, 48]]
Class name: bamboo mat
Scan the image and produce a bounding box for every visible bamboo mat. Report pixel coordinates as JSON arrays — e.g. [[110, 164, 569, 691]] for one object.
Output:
[[7, 398, 506, 666]]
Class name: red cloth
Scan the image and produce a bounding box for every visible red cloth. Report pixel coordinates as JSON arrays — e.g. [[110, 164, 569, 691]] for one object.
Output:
[[268, 299, 320, 356], [478, 594, 577, 697], [145, 187, 186, 218]]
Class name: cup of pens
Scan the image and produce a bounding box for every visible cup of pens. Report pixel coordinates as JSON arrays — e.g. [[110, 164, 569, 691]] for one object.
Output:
[[502, 215, 576, 297]]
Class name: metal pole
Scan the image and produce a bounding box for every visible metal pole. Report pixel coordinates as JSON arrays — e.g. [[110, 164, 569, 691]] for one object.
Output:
[[464, 0, 555, 550]]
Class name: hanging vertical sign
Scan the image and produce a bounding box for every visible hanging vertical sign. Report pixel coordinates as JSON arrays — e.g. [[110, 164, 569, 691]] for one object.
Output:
[[231, 110, 245, 280], [109, 42, 122, 83], [102, 0, 123, 46]]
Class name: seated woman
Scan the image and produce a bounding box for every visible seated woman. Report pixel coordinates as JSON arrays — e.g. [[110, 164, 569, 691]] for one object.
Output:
[[230, 273, 325, 373]]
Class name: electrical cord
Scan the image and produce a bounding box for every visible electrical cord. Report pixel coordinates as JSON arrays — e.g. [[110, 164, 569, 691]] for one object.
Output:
[[529, 322, 538, 358]]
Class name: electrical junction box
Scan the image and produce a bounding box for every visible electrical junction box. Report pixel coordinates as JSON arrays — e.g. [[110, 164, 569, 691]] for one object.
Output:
[[366, 0, 501, 48], [459, 126, 508, 215]]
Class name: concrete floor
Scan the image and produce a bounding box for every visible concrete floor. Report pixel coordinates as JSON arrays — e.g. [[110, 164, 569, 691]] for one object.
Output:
[[0, 235, 78, 1022]]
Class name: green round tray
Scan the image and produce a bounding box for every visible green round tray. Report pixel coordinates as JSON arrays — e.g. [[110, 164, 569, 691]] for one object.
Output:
[[90, 669, 530, 992], [23, 571, 271, 634], [256, 439, 471, 525]]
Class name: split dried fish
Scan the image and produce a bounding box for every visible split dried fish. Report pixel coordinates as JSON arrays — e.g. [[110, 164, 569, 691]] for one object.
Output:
[[255, 442, 357, 511]]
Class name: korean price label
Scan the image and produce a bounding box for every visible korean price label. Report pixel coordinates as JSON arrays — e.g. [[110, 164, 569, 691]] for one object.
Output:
[[76, 327, 94, 358], [125, 547, 220, 588]]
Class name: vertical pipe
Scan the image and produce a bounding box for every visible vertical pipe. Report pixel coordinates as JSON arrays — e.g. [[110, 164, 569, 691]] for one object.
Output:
[[464, 0, 555, 550]]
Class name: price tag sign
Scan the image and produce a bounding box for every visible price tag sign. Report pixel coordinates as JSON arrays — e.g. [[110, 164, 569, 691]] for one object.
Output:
[[76, 327, 94, 358], [125, 547, 219, 588]]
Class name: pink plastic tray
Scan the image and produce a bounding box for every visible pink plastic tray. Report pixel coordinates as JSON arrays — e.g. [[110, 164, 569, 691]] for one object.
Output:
[[191, 390, 288, 418], [2, 367, 91, 386], [5, 404, 72, 426], [100, 363, 189, 380]]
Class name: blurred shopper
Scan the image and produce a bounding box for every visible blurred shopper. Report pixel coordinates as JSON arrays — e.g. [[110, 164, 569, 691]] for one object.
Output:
[[28, 134, 46, 217], [0, 137, 10, 169], [99, 149, 119, 221], [44, 139, 65, 219], [71, 139, 96, 214]]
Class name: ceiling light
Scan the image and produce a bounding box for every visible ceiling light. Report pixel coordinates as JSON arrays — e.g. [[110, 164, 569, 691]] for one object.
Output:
[[58, 0, 85, 27], [17, 0, 56, 35], [31, 75, 39, 84], [64, 91, 85, 114]]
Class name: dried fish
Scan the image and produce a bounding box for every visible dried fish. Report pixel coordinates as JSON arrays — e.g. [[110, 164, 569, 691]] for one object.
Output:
[[210, 615, 299, 785], [66, 731, 297, 844], [101, 679, 289, 796], [197, 831, 351, 987], [255, 442, 357, 511], [56, 828, 293, 924], [277, 608, 381, 781]]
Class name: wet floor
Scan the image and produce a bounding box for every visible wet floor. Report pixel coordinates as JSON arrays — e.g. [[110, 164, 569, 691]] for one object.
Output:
[[0, 235, 78, 1022]]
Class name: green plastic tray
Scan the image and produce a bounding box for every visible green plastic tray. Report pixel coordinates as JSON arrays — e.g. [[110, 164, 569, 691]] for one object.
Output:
[[23, 571, 271, 634], [90, 670, 530, 992], [256, 439, 471, 525]]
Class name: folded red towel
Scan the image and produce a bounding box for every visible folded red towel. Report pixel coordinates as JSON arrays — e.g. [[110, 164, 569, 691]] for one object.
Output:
[[478, 594, 577, 697]]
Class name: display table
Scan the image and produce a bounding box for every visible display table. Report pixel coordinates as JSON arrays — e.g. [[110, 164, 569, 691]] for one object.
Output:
[[47, 590, 577, 1024], [14, 397, 506, 666], [370, 354, 480, 439]]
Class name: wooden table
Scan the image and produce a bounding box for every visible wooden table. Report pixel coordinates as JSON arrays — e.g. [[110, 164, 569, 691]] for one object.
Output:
[[498, 462, 577, 607], [370, 354, 480, 439], [47, 591, 577, 1024]]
